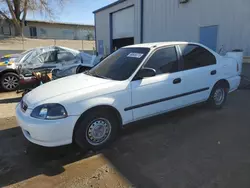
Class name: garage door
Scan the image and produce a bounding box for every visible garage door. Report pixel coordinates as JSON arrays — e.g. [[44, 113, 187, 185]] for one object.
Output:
[[112, 6, 134, 39]]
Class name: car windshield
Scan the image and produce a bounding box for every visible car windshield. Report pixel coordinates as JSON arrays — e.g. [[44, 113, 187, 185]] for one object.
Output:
[[88, 47, 150, 81]]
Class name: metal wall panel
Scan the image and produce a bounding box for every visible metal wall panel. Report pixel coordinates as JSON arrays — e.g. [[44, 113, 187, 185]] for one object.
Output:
[[142, 0, 250, 55]]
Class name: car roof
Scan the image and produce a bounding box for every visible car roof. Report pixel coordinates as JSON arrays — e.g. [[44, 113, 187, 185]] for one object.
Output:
[[24, 46, 80, 55], [123, 41, 202, 49]]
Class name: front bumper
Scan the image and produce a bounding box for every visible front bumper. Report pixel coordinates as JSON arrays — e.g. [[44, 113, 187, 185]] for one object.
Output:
[[16, 103, 79, 147]]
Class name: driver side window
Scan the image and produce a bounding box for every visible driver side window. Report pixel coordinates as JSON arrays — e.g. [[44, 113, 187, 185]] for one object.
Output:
[[144, 46, 179, 75]]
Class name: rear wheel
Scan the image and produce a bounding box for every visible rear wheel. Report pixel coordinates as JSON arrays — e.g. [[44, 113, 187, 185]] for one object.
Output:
[[74, 110, 119, 150], [1, 72, 19, 91], [77, 66, 89, 74], [208, 84, 228, 109]]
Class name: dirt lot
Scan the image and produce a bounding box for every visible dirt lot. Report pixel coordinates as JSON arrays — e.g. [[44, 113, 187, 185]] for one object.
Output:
[[1, 76, 250, 187]]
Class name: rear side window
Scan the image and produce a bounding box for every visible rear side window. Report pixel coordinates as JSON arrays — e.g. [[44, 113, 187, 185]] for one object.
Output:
[[40, 51, 57, 63], [145, 47, 179, 75], [179, 44, 216, 70], [57, 51, 75, 62]]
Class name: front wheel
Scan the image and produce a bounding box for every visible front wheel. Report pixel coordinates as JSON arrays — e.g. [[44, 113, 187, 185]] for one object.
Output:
[[74, 110, 119, 150], [1, 72, 19, 91], [208, 84, 228, 109]]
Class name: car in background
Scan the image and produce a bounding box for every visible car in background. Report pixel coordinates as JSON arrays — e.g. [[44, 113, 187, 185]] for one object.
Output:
[[16, 42, 242, 150], [0, 46, 100, 91], [0, 54, 20, 66], [16, 46, 95, 76], [0, 54, 20, 91]]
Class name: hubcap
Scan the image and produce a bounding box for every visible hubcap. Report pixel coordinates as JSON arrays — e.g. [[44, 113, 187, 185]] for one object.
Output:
[[2, 76, 18, 90], [86, 118, 111, 146], [214, 88, 225, 105]]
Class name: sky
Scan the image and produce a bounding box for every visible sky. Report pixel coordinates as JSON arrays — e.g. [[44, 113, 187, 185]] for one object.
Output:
[[2, 0, 117, 25]]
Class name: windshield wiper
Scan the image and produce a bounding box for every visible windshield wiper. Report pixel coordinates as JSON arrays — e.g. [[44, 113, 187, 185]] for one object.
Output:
[[92, 73, 110, 79], [84, 70, 110, 80]]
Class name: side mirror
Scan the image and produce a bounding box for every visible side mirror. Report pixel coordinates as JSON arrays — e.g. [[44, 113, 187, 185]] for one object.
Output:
[[136, 67, 156, 79]]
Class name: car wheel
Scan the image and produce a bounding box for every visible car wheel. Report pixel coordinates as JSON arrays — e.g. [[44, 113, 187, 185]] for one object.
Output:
[[208, 84, 228, 109], [77, 66, 89, 74], [1, 72, 19, 91], [74, 110, 119, 150]]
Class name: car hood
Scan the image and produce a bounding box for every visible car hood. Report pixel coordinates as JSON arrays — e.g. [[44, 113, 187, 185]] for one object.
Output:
[[24, 73, 113, 107]]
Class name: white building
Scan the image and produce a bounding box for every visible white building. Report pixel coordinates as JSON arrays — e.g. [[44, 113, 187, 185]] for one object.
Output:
[[0, 20, 95, 40], [94, 0, 250, 56]]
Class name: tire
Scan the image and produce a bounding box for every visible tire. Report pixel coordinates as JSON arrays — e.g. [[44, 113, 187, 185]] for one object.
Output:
[[1, 72, 19, 91], [77, 66, 89, 74], [74, 109, 119, 150], [208, 84, 228, 109]]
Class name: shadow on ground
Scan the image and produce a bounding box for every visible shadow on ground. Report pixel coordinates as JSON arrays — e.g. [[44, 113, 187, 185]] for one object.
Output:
[[0, 104, 209, 187], [2, 92, 250, 188], [0, 63, 250, 187], [0, 97, 22, 104]]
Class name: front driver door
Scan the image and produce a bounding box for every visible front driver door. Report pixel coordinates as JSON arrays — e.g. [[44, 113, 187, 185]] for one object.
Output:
[[129, 46, 185, 120]]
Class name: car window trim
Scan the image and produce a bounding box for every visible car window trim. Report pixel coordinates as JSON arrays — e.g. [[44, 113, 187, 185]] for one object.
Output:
[[132, 45, 182, 81]]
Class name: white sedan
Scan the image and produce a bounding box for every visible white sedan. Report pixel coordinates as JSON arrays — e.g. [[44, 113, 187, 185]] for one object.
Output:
[[16, 42, 242, 150]]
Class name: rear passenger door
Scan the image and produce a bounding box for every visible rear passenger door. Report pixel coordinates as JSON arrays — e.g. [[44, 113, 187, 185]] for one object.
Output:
[[178, 44, 218, 105]]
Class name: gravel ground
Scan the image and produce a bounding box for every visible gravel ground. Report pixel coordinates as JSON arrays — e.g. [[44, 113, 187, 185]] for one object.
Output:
[[0, 89, 250, 188]]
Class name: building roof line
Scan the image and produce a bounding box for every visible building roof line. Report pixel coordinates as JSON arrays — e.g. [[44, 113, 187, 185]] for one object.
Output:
[[93, 0, 126, 14], [26, 20, 94, 27], [0, 18, 94, 27]]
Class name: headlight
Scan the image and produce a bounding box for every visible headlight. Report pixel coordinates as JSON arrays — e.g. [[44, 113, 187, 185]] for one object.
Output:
[[31, 104, 68, 120]]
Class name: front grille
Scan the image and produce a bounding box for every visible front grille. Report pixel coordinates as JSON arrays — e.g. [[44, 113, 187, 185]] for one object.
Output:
[[20, 100, 28, 112]]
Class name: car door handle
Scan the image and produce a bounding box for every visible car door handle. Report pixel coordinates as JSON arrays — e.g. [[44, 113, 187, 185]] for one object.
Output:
[[173, 78, 181, 84], [211, 70, 217, 75]]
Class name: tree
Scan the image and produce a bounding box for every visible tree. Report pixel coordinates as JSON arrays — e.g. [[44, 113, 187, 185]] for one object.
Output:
[[0, 0, 67, 36]]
